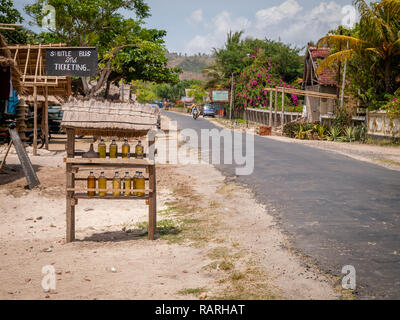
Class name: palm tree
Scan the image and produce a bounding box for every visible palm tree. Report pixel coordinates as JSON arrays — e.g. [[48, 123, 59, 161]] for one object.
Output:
[[202, 64, 226, 89], [317, 0, 400, 93]]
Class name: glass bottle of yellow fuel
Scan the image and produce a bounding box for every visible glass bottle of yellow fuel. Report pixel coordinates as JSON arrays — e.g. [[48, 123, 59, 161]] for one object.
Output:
[[87, 171, 96, 197], [134, 171, 145, 197], [135, 140, 144, 159], [112, 171, 121, 196], [121, 139, 130, 159], [123, 172, 131, 196], [109, 139, 118, 158], [98, 139, 107, 158], [98, 171, 107, 196]]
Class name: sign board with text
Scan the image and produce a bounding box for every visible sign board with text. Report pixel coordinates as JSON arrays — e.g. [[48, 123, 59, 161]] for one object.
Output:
[[211, 89, 230, 103], [46, 47, 98, 77]]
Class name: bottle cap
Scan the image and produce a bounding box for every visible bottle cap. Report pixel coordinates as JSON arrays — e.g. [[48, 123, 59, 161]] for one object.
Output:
[[125, 172, 129, 175], [100, 172, 104, 175], [90, 171, 94, 174]]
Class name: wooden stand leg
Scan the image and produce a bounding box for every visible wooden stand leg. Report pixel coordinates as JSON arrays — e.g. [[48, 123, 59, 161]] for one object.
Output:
[[66, 194, 75, 242], [66, 129, 76, 243], [148, 164, 156, 240]]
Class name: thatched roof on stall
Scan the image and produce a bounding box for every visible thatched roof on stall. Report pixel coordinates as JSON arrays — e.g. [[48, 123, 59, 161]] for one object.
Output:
[[61, 99, 160, 138], [0, 34, 24, 95]]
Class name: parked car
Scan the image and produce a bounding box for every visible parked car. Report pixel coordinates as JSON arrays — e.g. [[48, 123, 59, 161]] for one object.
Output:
[[48, 106, 64, 134], [27, 106, 64, 138], [202, 104, 216, 117]]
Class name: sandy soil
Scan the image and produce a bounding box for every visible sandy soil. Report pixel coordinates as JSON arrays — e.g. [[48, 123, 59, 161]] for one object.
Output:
[[0, 116, 338, 300]]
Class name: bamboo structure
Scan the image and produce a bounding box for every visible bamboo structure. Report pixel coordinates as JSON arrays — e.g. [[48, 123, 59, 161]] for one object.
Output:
[[61, 100, 159, 243], [7, 42, 71, 154]]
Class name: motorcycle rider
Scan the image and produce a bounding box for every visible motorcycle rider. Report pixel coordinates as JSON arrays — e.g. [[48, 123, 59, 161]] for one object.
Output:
[[192, 105, 199, 119]]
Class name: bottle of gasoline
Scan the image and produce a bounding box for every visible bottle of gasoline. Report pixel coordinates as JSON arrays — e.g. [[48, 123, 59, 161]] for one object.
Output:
[[135, 140, 144, 159], [123, 172, 131, 196], [98, 171, 107, 197], [112, 171, 121, 196], [87, 171, 96, 197], [122, 139, 130, 159], [134, 171, 145, 197], [109, 139, 118, 159], [98, 139, 106, 158]]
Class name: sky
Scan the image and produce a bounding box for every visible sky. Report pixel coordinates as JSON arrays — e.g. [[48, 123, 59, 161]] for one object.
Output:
[[13, 0, 358, 55]]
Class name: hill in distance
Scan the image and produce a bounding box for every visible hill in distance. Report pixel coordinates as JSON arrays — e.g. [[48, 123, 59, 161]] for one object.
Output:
[[167, 52, 215, 81]]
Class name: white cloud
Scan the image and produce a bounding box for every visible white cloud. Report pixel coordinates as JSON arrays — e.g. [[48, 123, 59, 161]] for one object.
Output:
[[189, 9, 203, 24], [255, 0, 303, 27], [184, 0, 351, 54], [185, 11, 251, 54]]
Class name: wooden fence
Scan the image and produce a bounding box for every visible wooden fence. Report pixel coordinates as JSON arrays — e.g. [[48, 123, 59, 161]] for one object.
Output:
[[245, 108, 301, 127]]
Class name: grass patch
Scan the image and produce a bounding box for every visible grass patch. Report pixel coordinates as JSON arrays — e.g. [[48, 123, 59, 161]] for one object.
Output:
[[216, 184, 236, 198], [207, 247, 231, 260], [178, 288, 206, 297], [366, 137, 400, 147], [211, 264, 278, 300], [125, 219, 182, 238], [219, 260, 235, 271], [377, 158, 400, 166], [230, 271, 246, 281]]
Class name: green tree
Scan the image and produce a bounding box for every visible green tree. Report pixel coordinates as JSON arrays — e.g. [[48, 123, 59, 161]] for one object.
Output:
[[187, 84, 207, 104], [25, 0, 180, 97], [154, 79, 203, 102], [318, 0, 400, 94], [0, 0, 31, 44], [209, 31, 303, 88]]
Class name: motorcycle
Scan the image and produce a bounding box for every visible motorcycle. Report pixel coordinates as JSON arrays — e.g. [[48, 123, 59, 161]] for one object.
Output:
[[0, 120, 45, 148], [192, 110, 199, 120], [25, 128, 45, 149]]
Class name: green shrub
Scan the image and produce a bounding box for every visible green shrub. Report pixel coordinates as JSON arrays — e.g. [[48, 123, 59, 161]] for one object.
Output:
[[327, 126, 341, 141], [345, 127, 356, 142], [283, 122, 300, 138]]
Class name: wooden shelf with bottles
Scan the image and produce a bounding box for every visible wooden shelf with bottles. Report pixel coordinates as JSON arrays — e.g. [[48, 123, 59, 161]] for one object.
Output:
[[65, 128, 157, 243]]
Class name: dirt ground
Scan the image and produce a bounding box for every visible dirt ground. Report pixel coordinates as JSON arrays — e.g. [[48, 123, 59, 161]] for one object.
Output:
[[0, 116, 339, 300]]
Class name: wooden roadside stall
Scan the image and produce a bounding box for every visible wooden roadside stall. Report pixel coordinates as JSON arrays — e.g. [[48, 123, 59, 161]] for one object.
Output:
[[61, 99, 160, 243], [7, 43, 71, 153]]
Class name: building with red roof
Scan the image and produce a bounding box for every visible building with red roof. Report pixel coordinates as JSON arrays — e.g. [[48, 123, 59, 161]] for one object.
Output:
[[301, 44, 339, 121]]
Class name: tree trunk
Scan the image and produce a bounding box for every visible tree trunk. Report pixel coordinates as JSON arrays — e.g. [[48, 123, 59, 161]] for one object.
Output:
[[104, 80, 111, 100], [81, 77, 89, 96], [385, 58, 393, 93]]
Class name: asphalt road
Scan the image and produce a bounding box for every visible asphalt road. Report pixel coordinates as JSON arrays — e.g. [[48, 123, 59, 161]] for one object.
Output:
[[164, 111, 400, 299]]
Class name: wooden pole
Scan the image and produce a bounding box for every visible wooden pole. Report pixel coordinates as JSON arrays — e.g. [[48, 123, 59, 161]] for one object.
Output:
[[0, 141, 13, 172], [66, 128, 76, 243], [230, 73, 234, 121], [45, 86, 49, 150], [269, 90, 273, 127], [281, 87, 285, 130], [274, 90, 278, 128], [148, 134, 157, 240], [340, 41, 349, 108], [33, 85, 38, 156]]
